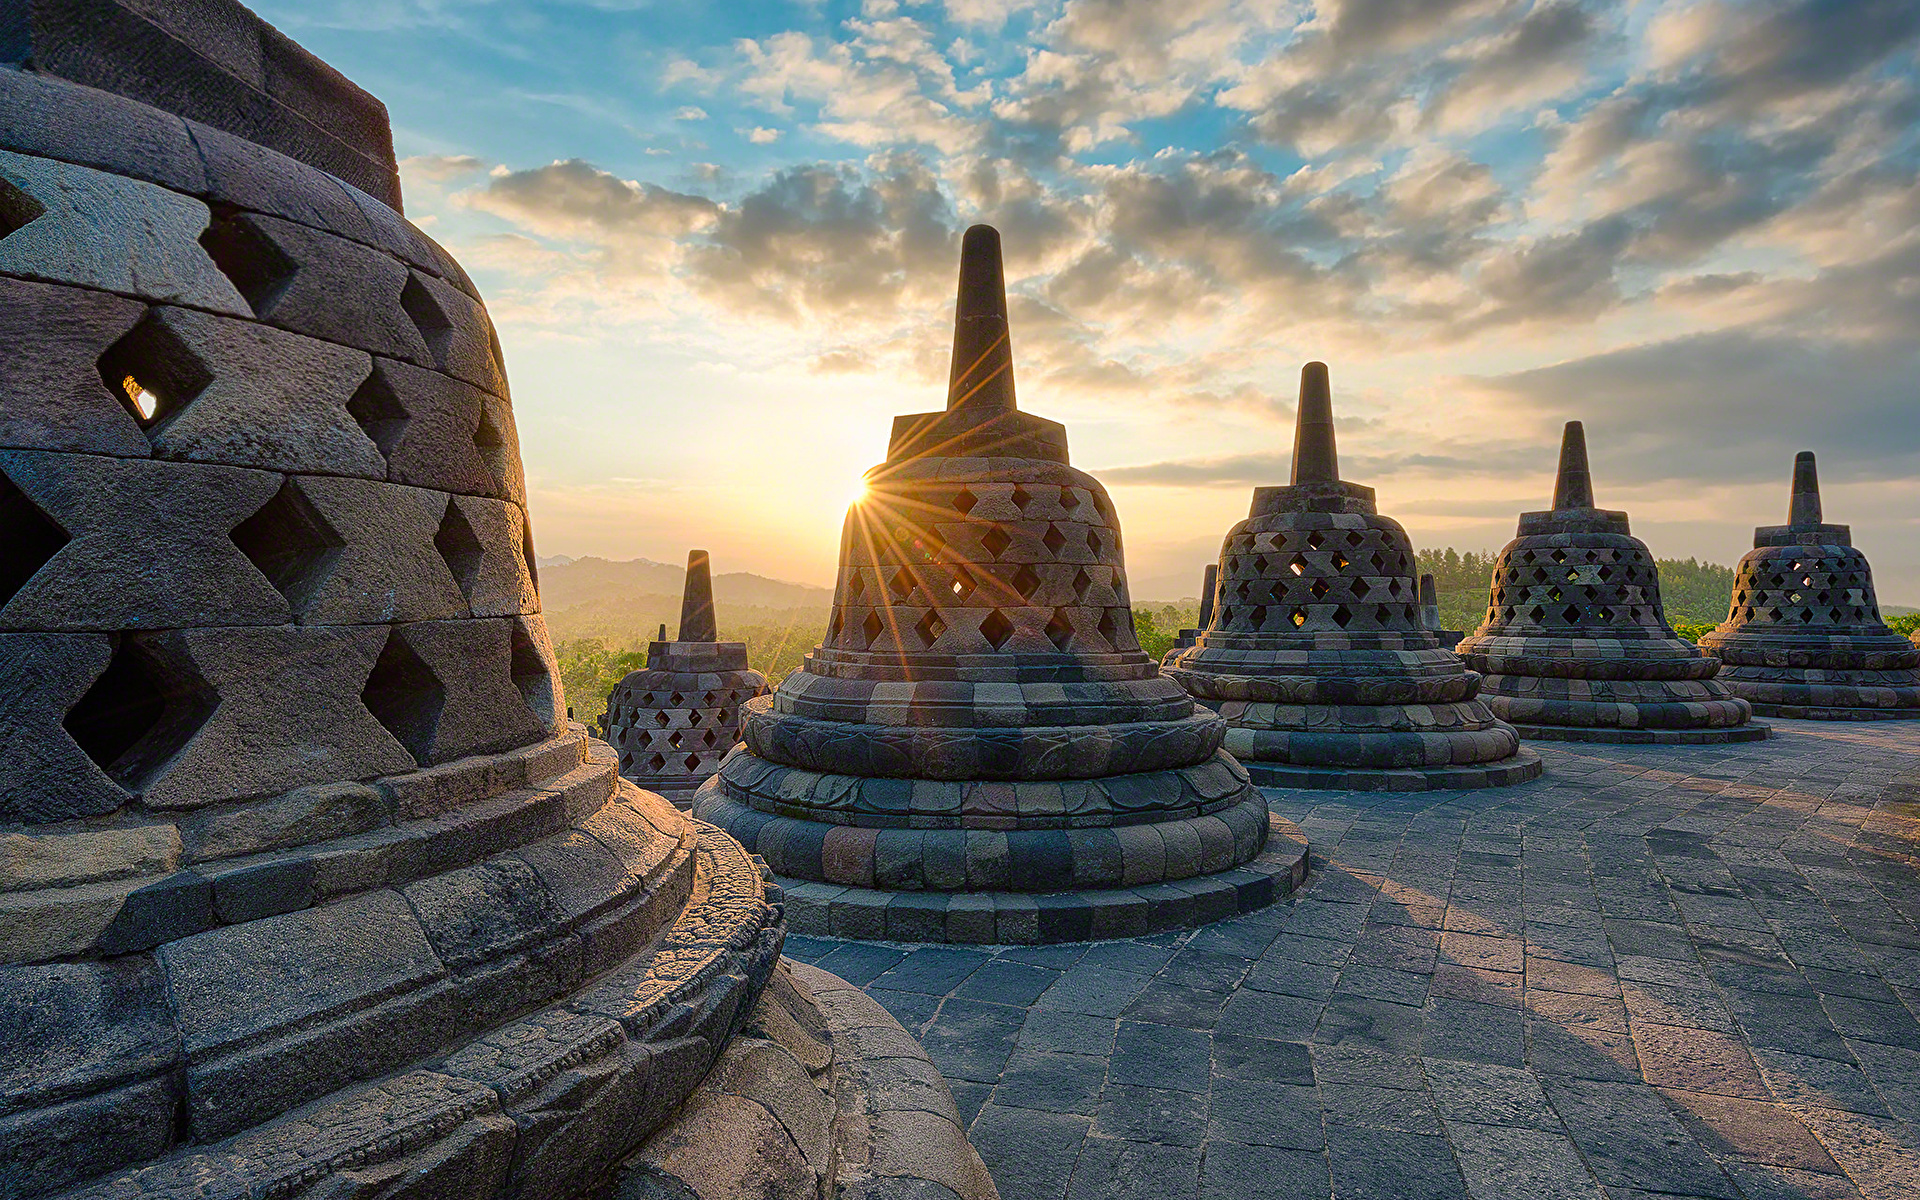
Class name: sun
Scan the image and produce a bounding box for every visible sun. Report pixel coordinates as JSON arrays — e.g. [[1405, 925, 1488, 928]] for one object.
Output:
[[843, 475, 870, 510]]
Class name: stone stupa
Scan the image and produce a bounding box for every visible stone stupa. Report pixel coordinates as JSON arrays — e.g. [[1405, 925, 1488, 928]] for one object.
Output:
[[1162, 364, 1542, 790], [1454, 422, 1765, 742], [601, 550, 769, 806], [1700, 452, 1920, 719], [694, 226, 1307, 944], [1163, 563, 1219, 660], [0, 6, 993, 1199], [1420, 574, 1464, 650]]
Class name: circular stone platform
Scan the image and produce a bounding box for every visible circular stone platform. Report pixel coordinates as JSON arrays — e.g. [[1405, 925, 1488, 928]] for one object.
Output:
[[763, 812, 1309, 944], [1505, 722, 1774, 744]]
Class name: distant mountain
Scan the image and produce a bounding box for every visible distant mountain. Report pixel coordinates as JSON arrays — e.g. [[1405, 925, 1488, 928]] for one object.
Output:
[[535, 554, 578, 569], [538, 556, 833, 612]]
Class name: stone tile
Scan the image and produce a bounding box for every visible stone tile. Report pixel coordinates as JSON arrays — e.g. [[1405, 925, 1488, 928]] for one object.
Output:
[[1108, 1021, 1210, 1094], [1631, 1023, 1767, 1099], [955, 958, 1062, 1007], [1206, 1079, 1322, 1150], [915, 998, 1023, 1084], [1324, 1126, 1467, 1200], [1019, 1009, 1117, 1057], [1091, 1083, 1207, 1147], [1123, 980, 1233, 1030], [1037, 965, 1155, 1018], [1423, 1059, 1561, 1130], [1447, 1122, 1607, 1200], [968, 1104, 1090, 1200], [1065, 1136, 1201, 1200], [1320, 1081, 1441, 1134], [871, 946, 990, 994], [1542, 1077, 1738, 1199], [1654, 1087, 1838, 1172], [1198, 1142, 1329, 1200], [993, 1049, 1108, 1115]]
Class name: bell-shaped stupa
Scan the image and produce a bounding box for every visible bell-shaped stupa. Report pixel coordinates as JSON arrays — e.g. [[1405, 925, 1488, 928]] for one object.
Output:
[[1162, 364, 1541, 789], [1700, 452, 1920, 719], [1455, 423, 1765, 742], [694, 226, 1307, 944], [601, 550, 770, 805], [1163, 563, 1219, 660], [0, 8, 994, 1199]]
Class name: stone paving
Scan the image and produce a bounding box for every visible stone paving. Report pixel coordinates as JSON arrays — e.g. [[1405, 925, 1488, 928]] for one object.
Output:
[[783, 719, 1920, 1200]]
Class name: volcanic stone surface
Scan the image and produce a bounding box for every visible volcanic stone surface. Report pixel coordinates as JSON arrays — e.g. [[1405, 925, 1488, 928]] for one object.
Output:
[[1162, 364, 1541, 792], [1700, 452, 1920, 721], [1455, 422, 1766, 744], [0, 8, 991, 1200], [601, 550, 770, 806], [693, 225, 1307, 943]]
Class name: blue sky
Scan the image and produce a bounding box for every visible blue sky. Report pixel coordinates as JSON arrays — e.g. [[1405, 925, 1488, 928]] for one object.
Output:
[[254, 0, 1920, 600]]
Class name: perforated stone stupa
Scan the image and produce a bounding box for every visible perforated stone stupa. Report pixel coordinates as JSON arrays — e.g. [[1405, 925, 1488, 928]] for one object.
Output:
[[0, 6, 994, 1199], [1454, 423, 1765, 743], [1700, 452, 1920, 720], [694, 226, 1307, 944], [1420, 574, 1463, 650], [601, 550, 769, 805], [1162, 364, 1541, 790]]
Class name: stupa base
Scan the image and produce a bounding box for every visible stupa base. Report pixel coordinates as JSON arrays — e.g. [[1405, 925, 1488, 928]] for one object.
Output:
[[769, 813, 1309, 944], [1508, 722, 1772, 744], [609, 959, 997, 1200], [1744, 703, 1920, 721], [1244, 750, 1544, 792]]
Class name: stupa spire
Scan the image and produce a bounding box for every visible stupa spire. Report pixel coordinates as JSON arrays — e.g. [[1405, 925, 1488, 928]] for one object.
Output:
[[1788, 451, 1822, 528], [1197, 563, 1218, 629], [1553, 421, 1594, 510], [679, 549, 717, 642], [946, 224, 1016, 413], [1289, 361, 1338, 485]]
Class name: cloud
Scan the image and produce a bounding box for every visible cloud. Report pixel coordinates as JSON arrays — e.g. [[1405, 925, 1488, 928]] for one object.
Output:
[[746, 127, 783, 144], [673, 106, 709, 120]]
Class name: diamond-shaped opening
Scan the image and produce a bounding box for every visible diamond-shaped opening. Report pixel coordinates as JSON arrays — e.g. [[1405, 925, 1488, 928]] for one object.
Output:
[[1043, 525, 1068, 555], [1548, 587, 1563, 602], [198, 210, 297, 315], [97, 314, 212, 431], [684, 753, 701, 771], [522, 521, 540, 595], [1332, 604, 1352, 627], [1333, 553, 1349, 571], [1097, 607, 1125, 649], [981, 608, 1014, 650], [510, 620, 556, 726], [1799, 609, 1814, 623], [401, 273, 454, 362], [669, 691, 684, 706], [1562, 605, 1580, 623], [1011, 484, 1033, 511], [668, 730, 683, 748], [0, 176, 46, 241], [1375, 604, 1392, 623], [1529, 605, 1546, 622], [654, 709, 670, 727], [347, 366, 409, 460], [361, 629, 445, 765], [846, 573, 867, 602], [1012, 563, 1041, 599], [1059, 487, 1080, 510], [952, 487, 978, 515], [982, 525, 1012, 558], [704, 728, 718, 746], [1072, 567, 1095, 601], [0, 469, 68, 608], [1290, 607, 1307, 627], [649, 752, 667, 771], [1564, 568, 1578, 583], [915, 608, 946, 647], [949, 565, 976, 601], [1310, 578, 1329, 599], [231, 478, 345, 616], [1551, 549, 1567, 563], [474, 403, 511, 486], [1046, 608, 1074, 650], [1287, 553, 1307, 575], [862, 610, 885, 646], [889, 566, 915, 601], [1345, 532, 1364, 547], [1598, 605, 1614, 621], [63, 635, 215, 789], [1306, 531, 1325, 549], [433, 499, 486, 602], [1085, 529, 1101, 555], [1597, 565, 1613, 581], [1351, 578, 1370, 599]]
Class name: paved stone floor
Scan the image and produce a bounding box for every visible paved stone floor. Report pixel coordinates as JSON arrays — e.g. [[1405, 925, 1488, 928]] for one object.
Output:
[[783, 720, 1920, 1200]]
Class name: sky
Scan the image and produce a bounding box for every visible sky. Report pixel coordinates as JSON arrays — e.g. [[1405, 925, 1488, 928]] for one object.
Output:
[[252, 0, 1920, 601]]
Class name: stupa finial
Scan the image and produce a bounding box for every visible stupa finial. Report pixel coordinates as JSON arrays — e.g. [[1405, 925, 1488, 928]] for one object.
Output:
[[1553, 421, 1594, 510], [1289, 362, 1338, 485], [679, 549, 717, 642], [1788, 450, 1822, 528], [947, 224, 1016, 413]]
